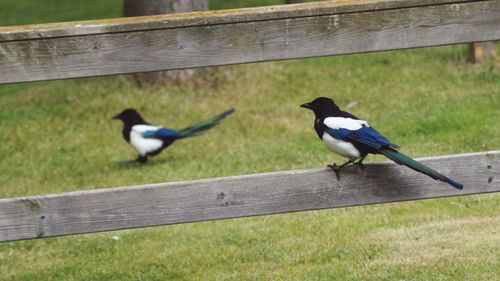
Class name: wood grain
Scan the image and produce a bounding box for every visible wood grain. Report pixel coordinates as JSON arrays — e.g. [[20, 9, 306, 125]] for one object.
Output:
[[0, 151, 498, 243], [0, 0, 474, 41], [0, 0, 498, 84]]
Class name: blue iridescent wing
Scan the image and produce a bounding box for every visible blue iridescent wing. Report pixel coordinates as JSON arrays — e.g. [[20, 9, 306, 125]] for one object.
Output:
[[325, 126, 398, 149], [142, 127, 181, 138]]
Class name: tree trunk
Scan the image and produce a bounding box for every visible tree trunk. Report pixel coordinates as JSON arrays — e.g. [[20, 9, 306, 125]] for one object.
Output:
[[124, 0, 207, 16], [123, 0, 208, 85]]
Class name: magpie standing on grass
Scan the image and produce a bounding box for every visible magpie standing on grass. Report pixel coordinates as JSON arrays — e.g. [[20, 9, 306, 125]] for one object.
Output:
[[113, 108, 235, 164], [300, 97, 463, 189]]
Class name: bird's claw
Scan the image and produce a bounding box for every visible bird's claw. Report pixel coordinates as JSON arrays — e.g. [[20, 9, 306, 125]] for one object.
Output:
[[327, 163, 341, 180], [327, 163, 339, 170]]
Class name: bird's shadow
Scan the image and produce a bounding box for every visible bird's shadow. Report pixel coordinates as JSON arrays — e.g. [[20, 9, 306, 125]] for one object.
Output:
[[324, 161, 429, 198], [113, 155, 182, 169]]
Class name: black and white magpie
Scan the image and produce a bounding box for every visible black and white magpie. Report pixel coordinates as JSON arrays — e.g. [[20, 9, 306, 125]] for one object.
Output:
[[300, 97, 463, 189], [113, 108, 235, 164]]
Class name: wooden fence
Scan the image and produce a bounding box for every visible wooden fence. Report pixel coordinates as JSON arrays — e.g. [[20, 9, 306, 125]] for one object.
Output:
[[1, 0, 499, 84], [0, 0, 499, 242]]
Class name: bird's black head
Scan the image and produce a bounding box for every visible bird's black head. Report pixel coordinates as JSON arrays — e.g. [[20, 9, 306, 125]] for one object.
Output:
[[300, 97, 340, 118], [112, 108, 146, 125]]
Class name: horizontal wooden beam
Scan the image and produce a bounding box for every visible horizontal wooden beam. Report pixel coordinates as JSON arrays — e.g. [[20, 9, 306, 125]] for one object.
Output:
[[0, 151, 498, 243], [0, 0, 473, 41], [0, 0, 499, 84]]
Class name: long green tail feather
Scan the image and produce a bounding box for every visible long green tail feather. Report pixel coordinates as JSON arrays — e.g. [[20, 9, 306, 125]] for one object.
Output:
[[380, 148, 463, 189], [178, 108, 235, 138]]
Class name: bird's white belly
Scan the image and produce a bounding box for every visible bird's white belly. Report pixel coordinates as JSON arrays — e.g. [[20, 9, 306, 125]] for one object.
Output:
[[130, 130, 163, 156], [322, 132, 360, 160]]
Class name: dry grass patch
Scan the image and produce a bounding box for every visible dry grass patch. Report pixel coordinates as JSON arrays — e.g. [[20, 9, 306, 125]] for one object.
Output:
[[366, 215, 500, 268]]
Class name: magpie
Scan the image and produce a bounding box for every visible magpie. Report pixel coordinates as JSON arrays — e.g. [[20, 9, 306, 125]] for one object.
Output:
[[300, 97, 463, 189], [113, 108, 235, 164]]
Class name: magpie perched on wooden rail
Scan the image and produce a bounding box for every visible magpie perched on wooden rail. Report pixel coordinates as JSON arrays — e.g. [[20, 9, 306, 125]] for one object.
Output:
[[300, 97, 463, 189], [113, 108, 235, 164]]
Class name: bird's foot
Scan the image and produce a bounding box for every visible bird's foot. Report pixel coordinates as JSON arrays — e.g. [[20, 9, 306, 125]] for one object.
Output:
[[327, 163, 341, 180], [136, 155, 148, 164], [118, 158, 146, 166], [327, 163, 339, 170]]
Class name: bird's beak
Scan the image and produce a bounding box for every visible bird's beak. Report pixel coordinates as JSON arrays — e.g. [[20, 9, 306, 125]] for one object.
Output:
[[112, 114, 120, 120], [300, 102, 312, 109]]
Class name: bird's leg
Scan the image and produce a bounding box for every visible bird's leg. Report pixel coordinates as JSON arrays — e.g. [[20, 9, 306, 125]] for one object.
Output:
[[327, 159, 354, 180], [118, 156, 144, 166], [136, 155, 148, 164], [117, 155, 148, 166], [353, 155, 367, 170], [331, 159, 355, 170]]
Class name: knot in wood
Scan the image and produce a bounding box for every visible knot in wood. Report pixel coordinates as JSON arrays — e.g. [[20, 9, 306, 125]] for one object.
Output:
[[216, 192, 225, 200]]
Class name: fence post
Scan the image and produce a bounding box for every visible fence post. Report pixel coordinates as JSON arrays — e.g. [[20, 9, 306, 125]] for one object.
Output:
[[468, 42, 495, 63]]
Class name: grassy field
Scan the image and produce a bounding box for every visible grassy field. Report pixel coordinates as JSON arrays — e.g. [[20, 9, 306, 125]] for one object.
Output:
[[1, 1, 500, 280]]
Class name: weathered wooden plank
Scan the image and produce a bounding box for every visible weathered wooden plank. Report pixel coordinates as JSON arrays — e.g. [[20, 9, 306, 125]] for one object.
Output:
[[0, 0, 499, 84], [0, 0, 474, 42], [0, 151, 498, 243]]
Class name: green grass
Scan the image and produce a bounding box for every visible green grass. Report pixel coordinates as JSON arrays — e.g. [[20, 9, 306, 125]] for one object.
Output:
[[1, 1, 500, 280], [0, 0, 290, 26]]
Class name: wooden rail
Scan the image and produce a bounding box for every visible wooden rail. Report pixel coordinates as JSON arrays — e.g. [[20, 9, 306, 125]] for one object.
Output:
[[0, 0, 499, 84], [1, 151, 498, 242]]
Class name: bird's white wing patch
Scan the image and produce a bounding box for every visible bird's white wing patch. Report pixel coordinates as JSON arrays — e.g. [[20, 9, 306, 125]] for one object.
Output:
[[131, 124, 162, 133], [322, 132, 361, 159], [130, 125, 163, 156], [324, 117, 369, 130]]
